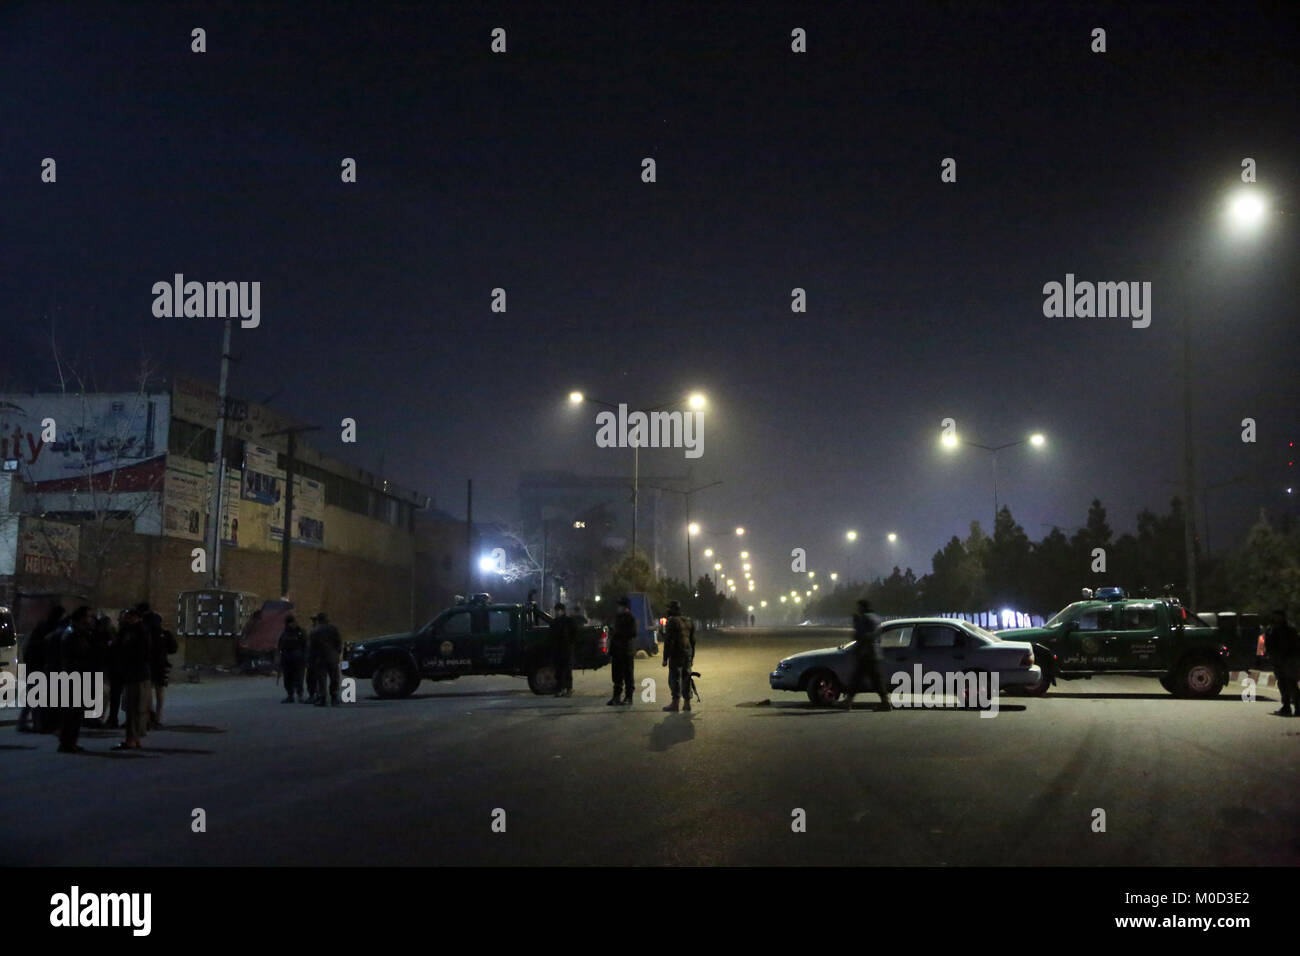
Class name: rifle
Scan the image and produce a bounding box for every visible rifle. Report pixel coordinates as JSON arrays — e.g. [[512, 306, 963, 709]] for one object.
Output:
[[689, 671, 702, 703]]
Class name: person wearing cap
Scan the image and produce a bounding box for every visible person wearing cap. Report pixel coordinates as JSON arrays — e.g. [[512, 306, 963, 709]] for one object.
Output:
[[308, 611, 344, 706], [608, 596, 637, 706], [661, 599, 696, 711], [550, 603, 577, 697], [846, 599, 891, 712], [277, 614, 308, 703]]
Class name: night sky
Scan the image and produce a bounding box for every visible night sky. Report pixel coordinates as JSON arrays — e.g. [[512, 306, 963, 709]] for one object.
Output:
[[3, 1, 1296, 589]]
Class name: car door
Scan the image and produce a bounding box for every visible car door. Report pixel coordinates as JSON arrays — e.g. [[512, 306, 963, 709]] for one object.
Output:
[[1108, 603, 1160, 669], [422, 608, 475, 676], [1069, 605, 1120, 670], [477, 608, 517, 672], [875, 624, 916, 689], [916, 623, 967, 678]]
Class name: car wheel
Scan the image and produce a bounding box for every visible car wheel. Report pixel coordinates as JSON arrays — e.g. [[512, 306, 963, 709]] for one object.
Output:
[[1021, 663, 1052, 697], [528, 664, 558, 695], [1175, 658, 1226, 699], [372, 661, 416, 699], [805, 670, 843, 706]]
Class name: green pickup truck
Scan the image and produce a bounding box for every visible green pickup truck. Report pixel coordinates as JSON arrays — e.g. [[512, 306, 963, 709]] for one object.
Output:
[[342, 597, 609, 698], [1000, 594, 1247, 698]]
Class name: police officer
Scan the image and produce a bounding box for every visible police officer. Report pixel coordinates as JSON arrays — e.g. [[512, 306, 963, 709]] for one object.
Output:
[[608, 596, 637, 706], [661, 600, 695, 712], [550, 603, 576, 697], [278, 614, 308, 702], [308, 612, 343, 707], [846, 599, 891, 712], [1265, 609, 1298, 717]]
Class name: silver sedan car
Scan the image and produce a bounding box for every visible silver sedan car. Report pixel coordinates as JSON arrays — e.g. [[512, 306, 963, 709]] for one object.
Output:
[[769, 617, 1040, 705]]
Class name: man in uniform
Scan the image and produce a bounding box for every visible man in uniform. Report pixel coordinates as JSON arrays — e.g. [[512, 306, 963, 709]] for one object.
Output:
[[846, 599, 891, 712], [661, 599, 696, 712], [1266, 609, 1299, 717], [278, 614, 308, 702], [308, 611, 343, 707], [608, 596, 637, 706], [550, 602, 576, 697]]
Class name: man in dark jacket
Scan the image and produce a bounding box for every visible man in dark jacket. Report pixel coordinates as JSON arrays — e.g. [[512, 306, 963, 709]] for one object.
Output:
[[55, 606, 95, 753], [114, 607, 153, 750], [1266, 609, 1299, 717], [278, 615, 308, 702], [608, 596, 637, 706], [18, 604, 63, 733], [308, 612, 343, 707], [661, 600, 696, 712], [140, 606, 176, 729], [846, 599, 891, 712], [550, 603, 577, 698]]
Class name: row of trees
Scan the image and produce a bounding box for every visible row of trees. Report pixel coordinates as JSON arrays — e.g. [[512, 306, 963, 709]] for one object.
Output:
[[804, 498, 1299, 620], [593, 550, 751, 627]]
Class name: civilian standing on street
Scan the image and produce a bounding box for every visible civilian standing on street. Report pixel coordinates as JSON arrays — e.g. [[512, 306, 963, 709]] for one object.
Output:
[[846, 599, 891, 712], [18, 604, 63, 734], [55, 607, 94, 753], [143, 607, 177, 728], [608, 596, 637, 706], [115, 606, 153, 750], [550, 602, 576, 697]]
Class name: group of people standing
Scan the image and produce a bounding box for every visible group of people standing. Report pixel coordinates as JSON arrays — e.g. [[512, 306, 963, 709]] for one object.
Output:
[[18, 601, 176, 752], [276, 611, 344, 706]]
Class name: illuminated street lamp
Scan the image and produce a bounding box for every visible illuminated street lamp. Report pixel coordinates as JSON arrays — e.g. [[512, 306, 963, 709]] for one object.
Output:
[[568, 388, 709, 556], [887, 532, 898, 543], [941, 428, 1048, 528], [740, 551, 749, 560], [735, 527, 745, 536], [703, 548, 713, 558], [830, 572, 838, 582]]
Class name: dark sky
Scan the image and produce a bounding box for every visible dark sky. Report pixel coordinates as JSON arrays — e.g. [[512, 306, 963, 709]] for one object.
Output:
[[2, 0, 1296, 591]]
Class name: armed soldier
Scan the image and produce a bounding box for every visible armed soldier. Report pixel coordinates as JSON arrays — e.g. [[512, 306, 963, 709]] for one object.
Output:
[[607, 596, 637, 706], [278, 614, 308, 702], [846, 599, 891, 712], [550, 603, 576, 697], [308, 612, 343, 707], [1266, 609, 1299, 717], [661, 599, 696, 712]]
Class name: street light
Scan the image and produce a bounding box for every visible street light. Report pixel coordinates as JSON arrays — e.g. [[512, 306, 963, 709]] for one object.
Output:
[[735, 527, 745, 536], [887, 532, 898, 543], [568, 389, 709, 556], [739, 551, 749, 560], [703, 548, 713, 558], [941, 428, 1048, 528]]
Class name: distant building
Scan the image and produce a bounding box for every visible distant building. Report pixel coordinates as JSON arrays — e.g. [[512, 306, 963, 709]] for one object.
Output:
[[0, 379, 432, 645]]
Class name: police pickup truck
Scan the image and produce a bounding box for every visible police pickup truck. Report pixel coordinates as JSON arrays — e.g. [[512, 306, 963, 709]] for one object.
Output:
[[1000, 591, 1249, 698], [341, 595, 609, 698]]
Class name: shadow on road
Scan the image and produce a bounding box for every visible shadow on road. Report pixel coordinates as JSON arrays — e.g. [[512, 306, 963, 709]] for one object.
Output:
[[0, 743, 40, 750], [150, 724, 227, 733], [367, 688, 532, 702], [1045, 692, 1241, 701], [650, 713, 696, 751]]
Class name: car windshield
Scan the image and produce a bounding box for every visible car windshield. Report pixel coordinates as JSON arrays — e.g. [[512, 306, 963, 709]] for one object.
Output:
[[963, 623, 1000, 642], [1044, 603, 1081, 627]]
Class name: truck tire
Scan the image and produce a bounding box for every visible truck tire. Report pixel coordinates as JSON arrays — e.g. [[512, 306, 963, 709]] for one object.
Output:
[[373, 661, 417, 699], [805, 670, 843, 706], [1171, 658, 1226, 699], [528, 663, 558, 695]]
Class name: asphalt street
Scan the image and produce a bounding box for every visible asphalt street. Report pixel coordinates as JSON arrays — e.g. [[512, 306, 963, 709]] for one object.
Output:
[[3, 629, 1297, 866]]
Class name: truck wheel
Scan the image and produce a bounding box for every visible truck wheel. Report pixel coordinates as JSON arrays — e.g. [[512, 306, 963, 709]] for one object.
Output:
[[373, 662, 416, 699], [1174, 658, 1226, 699], [528, 664, 558, 695], [805, 670, 843, 706]]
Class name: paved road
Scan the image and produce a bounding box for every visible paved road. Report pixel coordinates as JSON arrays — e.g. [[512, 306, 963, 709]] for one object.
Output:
[[3, 628, 1297, 866]]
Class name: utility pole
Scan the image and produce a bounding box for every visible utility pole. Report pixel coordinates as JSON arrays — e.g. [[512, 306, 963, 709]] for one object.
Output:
[[465, 478, 473, 598], [261, 424, 320, 598], [1181, 304, 1199, 611], [208, 319, 233, 586]]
